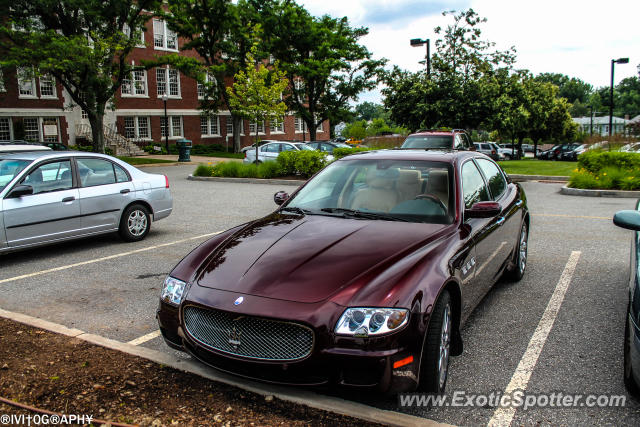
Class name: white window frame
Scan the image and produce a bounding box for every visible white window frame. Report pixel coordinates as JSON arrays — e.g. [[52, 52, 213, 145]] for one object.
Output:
[[121, 65, 148, 97], [0, 117, 13, 141], [294, 116, 306, 133], [39, 74, 57, 98], [23, 117, 41, 141], [316, 115, 324, 132], [197, 72, 217, 99], [201, 115, 220, 137], [156, 67, 181, 98], [123, 23, 146, 48], [123, 116, 151, 140], [0, 69, 5, 92], [42, 117, 60, 142], [225, 118, 243, 136], [153, 19, 178, 51], [17, 67, 37, 98], [249, 121, 265, 135], [269, 117, 285, 134], [161, 116, 183, 139]]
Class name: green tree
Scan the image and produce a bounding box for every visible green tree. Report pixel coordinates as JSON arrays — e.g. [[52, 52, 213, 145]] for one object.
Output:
[[259, 0, 386, 141], [0, 0, 160, 152], [341, 120, 367, 140], [226, 45, 288, 163], [534, 73, 593, 104], [354, 102, 388, 122]]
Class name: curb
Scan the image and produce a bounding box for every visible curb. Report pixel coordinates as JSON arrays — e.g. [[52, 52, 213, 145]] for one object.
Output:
[[560, 185, 640, 198], [188, 174, 305, 186], [509, 174, 569, 182], [135, 162, 187, 168], [0, 308, 448, 427]]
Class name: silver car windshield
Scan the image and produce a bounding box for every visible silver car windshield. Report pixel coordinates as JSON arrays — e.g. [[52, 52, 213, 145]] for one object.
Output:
[[0, 159, 30, 192], [284, 159, 455, 224]]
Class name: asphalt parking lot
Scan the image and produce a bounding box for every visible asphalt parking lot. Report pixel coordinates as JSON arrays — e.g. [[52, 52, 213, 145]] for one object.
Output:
[[1, 164, 639, 426]]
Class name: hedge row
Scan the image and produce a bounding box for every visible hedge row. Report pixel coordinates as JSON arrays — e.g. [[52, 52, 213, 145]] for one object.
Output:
[[569, 151, 640, 190], [577, 150, 640, 174]]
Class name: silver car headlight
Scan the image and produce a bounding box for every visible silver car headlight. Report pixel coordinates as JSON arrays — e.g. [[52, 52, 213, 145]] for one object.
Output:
[[160, 277, 188, 306], [335, 308, 409, 337]]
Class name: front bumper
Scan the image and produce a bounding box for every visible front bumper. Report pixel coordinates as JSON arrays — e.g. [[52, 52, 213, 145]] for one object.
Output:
[[157, 290, 425, 393]]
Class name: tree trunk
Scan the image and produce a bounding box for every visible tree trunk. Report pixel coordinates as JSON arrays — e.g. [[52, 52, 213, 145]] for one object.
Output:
[[88, 113, 105, 154], [534, 139, 539, 159], [232, 115, 243, 153], [306, 118, 316, 142]]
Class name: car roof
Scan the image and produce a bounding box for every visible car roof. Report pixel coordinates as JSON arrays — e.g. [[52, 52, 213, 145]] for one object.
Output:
[[0, 150, 112, 162], [338, 148, 477, 164]]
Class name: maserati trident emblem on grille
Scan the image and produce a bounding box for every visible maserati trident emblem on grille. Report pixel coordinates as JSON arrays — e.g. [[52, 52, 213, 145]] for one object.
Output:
[[228, 326, 241, 349], [234, 296, 244, 305]]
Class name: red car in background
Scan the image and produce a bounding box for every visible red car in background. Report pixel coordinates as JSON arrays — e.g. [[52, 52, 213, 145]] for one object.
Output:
[[157, 149, 529, 393]]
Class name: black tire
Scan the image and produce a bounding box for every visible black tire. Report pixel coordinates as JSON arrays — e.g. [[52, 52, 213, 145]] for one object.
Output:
[[119, 203, 150, 242], [624, 305, 640, 396], [504, 221, 528, 281], [418, 290, 452, 393]]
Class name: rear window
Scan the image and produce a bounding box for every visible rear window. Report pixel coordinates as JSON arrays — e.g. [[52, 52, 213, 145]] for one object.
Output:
[[401, 135, 453, 149]]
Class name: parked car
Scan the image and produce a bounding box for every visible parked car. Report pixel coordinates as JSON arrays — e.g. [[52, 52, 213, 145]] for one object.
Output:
[[498, 144, 523, 160], [0, 142, 52, 154], [560, 144, 588, 161], [0, 151, 172, 253], [42, 142, 69, 151], [539, 143, 579, 160], [621, 142, 640, 153], [305, 141, 352, 154], [240, 140, 282, 154], [243, 141, 315, 163], [473, 142, 500, 160], [538, 145, 558, 160], [158, 149, 529, 393], [401, 129, 475, 151], [613, 204, 640, 396]]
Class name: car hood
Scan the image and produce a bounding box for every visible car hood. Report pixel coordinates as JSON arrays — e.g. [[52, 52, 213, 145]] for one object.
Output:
[[194, 213, 449, 304]]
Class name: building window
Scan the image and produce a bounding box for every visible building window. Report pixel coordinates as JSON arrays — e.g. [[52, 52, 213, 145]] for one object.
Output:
[[270, 118, 284, 133], [17, 67, 36, 98], [123, 23, 145, 47], [39, 74, 56, 98], [201, 115, 220, 136], [197, 72, 216, 99], [123, 116, 151, 139], [316, 119, 323, 132], [294, 117, 305, 133], [0, 69, 5, 92], [294, 79, 304, 91], [81, 110, 88, 119], [249, 121, 265, 134], [161, 116, 183, 138], [121, 68, 147, 96], [156, 67, 180, 98], [23, 118, 40, 141], [0, 118, 12, 140], [153, 19, 177, 51], [42, 117, 59, 142]]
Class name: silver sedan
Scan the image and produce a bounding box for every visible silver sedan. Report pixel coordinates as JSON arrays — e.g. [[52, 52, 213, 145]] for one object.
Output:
[[0, 151, 172, 253]]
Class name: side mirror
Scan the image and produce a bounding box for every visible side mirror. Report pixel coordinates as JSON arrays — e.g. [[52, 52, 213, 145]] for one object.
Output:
[[274, 191, 289, 206], [465, 201, 501, 219], [7, 184, 33, 198], [613, 210, 640, 231]]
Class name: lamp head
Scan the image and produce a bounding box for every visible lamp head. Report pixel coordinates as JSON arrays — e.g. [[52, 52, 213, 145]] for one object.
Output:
[[410, 38, 425, 46], [614, 58, 629, 64]]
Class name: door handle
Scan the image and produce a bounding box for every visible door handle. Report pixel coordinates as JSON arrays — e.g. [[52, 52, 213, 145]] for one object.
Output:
[[62, 196, 75, 203], [120, 189, 131, 194], [496, 217, 505, 226]]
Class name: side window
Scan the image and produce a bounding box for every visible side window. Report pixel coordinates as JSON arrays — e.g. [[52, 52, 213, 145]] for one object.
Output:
[[476, 158, 507, 200], [281, 144, 296, 152], [463, 134, 473, 149], [461, 161, 490, 209], [261, 144, 277, 153], [454, 135, 464, 150], [320, 144, 331, 152], [114, 164, 130, 183], [77, 158, 117, 187], [22, 160, 73, 194]]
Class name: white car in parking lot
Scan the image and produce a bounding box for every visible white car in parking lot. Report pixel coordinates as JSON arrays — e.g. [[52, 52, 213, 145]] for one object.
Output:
[[0, 151, 172, 253], [243, 141, 316, 163]]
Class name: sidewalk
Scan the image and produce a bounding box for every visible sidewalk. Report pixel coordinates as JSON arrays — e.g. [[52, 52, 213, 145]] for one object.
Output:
[[140, 154, 242, 165]]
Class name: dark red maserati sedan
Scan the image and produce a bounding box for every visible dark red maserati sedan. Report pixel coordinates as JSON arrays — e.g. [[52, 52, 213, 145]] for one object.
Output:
[[157, 149, 529, 393]]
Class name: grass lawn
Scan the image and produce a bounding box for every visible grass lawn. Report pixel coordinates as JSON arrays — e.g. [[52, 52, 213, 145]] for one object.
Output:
[[196, 151, 244, 159], [117, 156, 177, 165], [498, 159, 575, 176]]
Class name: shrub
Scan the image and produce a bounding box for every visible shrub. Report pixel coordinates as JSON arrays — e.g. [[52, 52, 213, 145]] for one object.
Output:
[[277, 151, 298, 176], [332, 147, 373, 160], [568, 169, 599, 189], [292, 150, 329, 178], [193, 164, 214, 177], [577, 150, 640, 174]]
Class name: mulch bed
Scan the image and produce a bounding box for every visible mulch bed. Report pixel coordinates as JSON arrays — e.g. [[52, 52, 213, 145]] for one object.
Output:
[[0, 318, 379, 426]]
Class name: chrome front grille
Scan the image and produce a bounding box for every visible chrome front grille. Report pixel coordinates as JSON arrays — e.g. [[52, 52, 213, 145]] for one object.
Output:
[[182, 306, 314, 361]]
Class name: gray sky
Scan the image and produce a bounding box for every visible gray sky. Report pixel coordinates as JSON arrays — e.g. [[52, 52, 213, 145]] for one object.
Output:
[[300, 0, 640, 105]]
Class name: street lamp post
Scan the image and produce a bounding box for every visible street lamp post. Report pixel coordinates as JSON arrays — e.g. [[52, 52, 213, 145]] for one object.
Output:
[[587, 105, 593, 136], [609, 57, 629, 137], [410, 38, 431, 77], [162, 93, 169, 152]]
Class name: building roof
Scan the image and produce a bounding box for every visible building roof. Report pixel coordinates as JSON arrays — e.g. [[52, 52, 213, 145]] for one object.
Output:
[[573, 116, 629, 125]]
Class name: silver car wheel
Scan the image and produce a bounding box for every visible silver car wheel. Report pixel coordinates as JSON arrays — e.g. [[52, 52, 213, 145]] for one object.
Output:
[[519, 224, 528, 274], [438, 303, 451, 390], [128, 210, 148, 237]]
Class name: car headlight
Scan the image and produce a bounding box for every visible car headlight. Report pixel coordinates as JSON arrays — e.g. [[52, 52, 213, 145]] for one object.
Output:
[[160, 277, 188, 306], [335, 308, 409, 337]]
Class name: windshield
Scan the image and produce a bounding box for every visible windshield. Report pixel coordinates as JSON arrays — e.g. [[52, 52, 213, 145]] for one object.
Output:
[[284, 159, 455, 224], [0, 159, 31, 191], [401, 135, 453, 149]]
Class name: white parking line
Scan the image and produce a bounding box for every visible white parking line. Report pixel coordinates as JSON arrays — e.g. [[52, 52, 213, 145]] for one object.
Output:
[[127, 330, 162, 346], [487, 250, 581, 427], [0, 231, 222, 285]]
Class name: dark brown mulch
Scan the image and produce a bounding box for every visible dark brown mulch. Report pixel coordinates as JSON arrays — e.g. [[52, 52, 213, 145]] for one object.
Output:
[[0, 318, 380, 426]]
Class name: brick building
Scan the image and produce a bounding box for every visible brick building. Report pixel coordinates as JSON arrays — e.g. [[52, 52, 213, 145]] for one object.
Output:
[[0, 17, 329, 152]]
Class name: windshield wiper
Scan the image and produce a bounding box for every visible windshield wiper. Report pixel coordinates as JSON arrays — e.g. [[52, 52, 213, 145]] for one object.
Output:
[[280, 206, 314, 215], [320, 208, 410, 222]]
